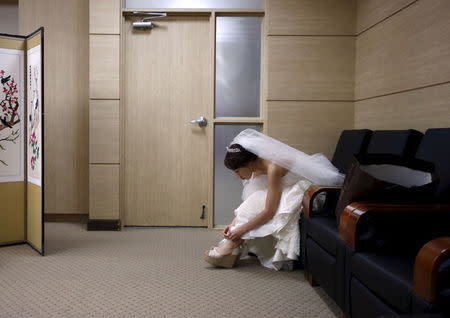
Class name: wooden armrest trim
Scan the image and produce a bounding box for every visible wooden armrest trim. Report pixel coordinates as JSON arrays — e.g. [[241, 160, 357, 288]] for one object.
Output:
[[302, 185, 342, 218], [339, 202, 450, 250], [413, 237, 450, 303]]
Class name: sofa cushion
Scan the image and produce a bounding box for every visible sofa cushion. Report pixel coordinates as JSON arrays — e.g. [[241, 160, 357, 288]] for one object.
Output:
[[351, 277, 398, 318], [331, 129, 372, 174], [306, 238, 337, 299], [438, 258, 450, 292], [307, 216, 339, 255], [437, 258, 450, 315], [437, 288, 450, 316], [304, 215, 348, 310], [352, 252, 415, 313]]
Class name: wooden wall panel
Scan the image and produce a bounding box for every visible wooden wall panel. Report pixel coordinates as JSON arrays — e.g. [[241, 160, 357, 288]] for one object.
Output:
[[355, 83, 450, 131], [355, 0, 450, 100], [356, 0, 415, 34], [267, 36, 355, 101], [89, 0, 120, 34], [268, 101, 354, 158], [89, 165, 119, 219], [89, 100, 119, 163], [19, 0, 89, 214], [267, 0, 356, 35], [89, 35, 120, 99], [89, 0, 120, 223]]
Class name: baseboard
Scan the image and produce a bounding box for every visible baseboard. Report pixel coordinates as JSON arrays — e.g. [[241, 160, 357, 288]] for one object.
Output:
[[87, 219, 121, 231], [0, 241, 26, 248], [45, 214, 88, 223]]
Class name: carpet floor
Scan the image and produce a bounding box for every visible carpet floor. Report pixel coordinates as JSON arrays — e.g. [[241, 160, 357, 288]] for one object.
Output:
[[0, 222, 343, 318]]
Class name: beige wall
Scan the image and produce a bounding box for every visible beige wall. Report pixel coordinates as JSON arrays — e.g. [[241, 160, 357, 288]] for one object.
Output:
[[354, 0, 450, 131], [14, 0, 449, 216], [19, 0, 89, 214], [265, 0, 356, 159], [88, 0, 121, 221], [0, 0, 18, 34]]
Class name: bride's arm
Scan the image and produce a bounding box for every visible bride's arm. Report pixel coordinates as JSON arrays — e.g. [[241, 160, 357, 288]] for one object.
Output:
[[228, 165, 284, 241]]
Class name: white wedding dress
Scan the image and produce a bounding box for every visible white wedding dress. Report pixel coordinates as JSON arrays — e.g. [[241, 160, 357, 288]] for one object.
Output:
[[229, 171, 321, 270]]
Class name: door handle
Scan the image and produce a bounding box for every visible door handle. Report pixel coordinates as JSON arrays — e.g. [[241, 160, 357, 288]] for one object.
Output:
[[189, 116, 208, 127]]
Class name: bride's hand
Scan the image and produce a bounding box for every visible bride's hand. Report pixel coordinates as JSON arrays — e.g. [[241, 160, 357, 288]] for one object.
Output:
[[223, 225, 231, 238], [228, 226, 246, 241]]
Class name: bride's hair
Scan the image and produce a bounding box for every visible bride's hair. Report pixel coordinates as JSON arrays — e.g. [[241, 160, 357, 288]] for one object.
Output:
[[224, 144, 258, 170]]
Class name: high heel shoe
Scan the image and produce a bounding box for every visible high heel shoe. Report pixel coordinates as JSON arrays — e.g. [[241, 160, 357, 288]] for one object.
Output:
[[204, 246, 241, 268]]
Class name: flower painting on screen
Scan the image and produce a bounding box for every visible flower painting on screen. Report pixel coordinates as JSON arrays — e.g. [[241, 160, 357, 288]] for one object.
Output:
[[26, 43, 42, 186], [28, 65, 40, 171], [0, 69, 20, 167]]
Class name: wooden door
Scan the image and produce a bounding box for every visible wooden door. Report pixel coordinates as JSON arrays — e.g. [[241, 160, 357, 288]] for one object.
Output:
[[123, 15, 211, 226]]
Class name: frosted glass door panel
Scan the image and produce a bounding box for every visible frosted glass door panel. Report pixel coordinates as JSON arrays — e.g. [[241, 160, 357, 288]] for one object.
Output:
[[214, 124, 261, 226], [215, 17, 262, 117], [125, 0, 263, 9]]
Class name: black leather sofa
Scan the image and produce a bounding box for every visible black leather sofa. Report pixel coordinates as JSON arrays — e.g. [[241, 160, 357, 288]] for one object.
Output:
[[300, 129, 371, 309], [300, 129, 424, 311], [340, 128, 450, 317]]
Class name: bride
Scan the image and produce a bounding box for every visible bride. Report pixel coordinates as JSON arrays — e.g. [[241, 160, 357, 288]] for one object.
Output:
[[204, 129, 344, 270]]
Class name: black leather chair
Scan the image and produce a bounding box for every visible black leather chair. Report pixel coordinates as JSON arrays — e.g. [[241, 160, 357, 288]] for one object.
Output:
[[300, 129, 372, 309], [301, 129, 423, 311], [340, 128, 450, 318]]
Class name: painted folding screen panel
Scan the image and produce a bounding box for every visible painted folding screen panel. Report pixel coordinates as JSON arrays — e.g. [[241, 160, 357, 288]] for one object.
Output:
[[0, 36, 25, 245], [26, 30, 44, 254], [0, 28, 44, 255]]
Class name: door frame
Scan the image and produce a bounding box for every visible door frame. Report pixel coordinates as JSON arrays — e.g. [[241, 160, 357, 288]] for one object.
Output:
[[119, 8, 266, 229]]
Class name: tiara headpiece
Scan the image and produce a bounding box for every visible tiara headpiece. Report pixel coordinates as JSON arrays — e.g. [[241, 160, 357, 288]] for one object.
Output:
[[226, 146, 241, 153]]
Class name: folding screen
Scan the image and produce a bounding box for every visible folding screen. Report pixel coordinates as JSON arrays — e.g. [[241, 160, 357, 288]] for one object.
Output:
[[0, 28, 44, 255]]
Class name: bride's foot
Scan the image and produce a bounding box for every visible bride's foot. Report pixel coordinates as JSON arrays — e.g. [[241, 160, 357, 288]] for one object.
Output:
[[217, 238, 243, 255], [204, 246, 241, 268], [214, 242, 237, 256], [204, 238, 243, 268]]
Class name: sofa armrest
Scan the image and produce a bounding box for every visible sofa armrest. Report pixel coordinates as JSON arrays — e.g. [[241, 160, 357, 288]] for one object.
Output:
[[302, 185, 342, 218], [414, 237, 450, 303], [339, 202, 450, 250]]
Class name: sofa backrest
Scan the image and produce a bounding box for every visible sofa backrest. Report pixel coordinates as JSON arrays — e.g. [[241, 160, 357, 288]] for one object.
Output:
[[366, 129, 423, 158], [331, 129, 372, 174], [415, 128, 450, 203]]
